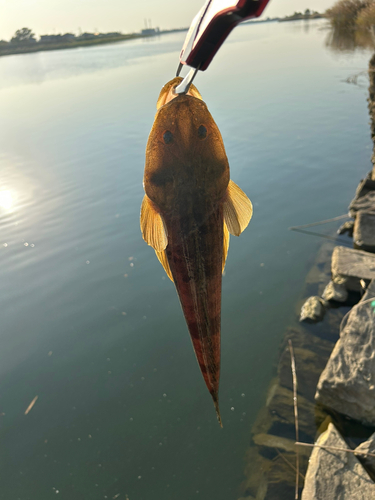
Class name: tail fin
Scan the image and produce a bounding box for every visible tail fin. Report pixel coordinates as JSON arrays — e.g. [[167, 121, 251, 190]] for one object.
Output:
[[212, 393, 223, 428]]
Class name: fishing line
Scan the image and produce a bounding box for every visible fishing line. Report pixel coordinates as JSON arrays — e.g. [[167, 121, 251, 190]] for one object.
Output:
[[288, 214, 353, 248], [289, 213, 350, 229]]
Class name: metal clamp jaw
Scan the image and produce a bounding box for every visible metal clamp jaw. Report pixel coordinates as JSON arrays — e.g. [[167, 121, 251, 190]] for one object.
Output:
[[174, 0, 271, 95]]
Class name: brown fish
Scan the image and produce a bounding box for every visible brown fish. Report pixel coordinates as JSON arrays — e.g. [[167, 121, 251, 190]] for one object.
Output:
[[140, 77, 252, 426]]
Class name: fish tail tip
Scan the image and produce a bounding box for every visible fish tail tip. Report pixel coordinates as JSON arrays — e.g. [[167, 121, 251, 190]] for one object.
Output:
[[213, 396, 223, 428]]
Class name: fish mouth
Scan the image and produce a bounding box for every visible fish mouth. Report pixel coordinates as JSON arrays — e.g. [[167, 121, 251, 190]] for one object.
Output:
[[163, 85, 194, 106], [156, 77, 203, 109]]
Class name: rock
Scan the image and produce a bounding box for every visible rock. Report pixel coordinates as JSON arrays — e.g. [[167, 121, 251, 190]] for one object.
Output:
[[349, 174, 375, 217], [265, 455, 305, 500], [363, 279, 375, 301], [301, 423, 375, 500], [252, 433, 310, 456], [354, 212, 375, 252], [355, 433, 375, 480], [245, 434, 307, 500], [315, 291, 375, 425], [300, 296, 326, 323], [322, 280, 348, 302], [331, 246, 375, 292], [266, 382, 326, 440], [241, 446, 268, 500], [303, 241, 336, 296], [278, 329, 334, 401], [337, 220, 354, 236], [352, 174, 375, 200], [349, 191, 375, 217]]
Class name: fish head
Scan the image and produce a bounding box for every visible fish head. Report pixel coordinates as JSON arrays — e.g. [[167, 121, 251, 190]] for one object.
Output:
[[144, 79, 230, 214]]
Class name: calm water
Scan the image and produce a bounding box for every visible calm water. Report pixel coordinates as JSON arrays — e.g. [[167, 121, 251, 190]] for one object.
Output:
[[0, 20, 372, 500]]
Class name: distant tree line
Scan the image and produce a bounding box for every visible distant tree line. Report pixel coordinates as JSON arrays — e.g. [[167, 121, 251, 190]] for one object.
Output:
[[0, 27, 124, 47], [280, 9, 323, 21], [10, 27, 36, 44]]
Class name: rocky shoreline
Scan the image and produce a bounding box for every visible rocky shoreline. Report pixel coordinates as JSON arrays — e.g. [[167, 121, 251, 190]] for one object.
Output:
[[238, 132, 375, 499]]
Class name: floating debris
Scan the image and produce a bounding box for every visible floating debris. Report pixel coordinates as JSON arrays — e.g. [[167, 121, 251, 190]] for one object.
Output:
[[24, 395, 38, 415]]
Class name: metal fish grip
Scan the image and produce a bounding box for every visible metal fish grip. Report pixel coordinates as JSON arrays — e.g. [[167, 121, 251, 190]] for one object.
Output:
[[175, 0, 271, 94]]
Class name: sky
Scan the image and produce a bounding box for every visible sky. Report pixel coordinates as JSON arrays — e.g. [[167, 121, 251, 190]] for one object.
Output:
[[0, 0, 336, 40]]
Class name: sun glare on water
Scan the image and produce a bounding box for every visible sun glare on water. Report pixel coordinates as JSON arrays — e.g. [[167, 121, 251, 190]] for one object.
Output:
[[0, 190, 13, 210]]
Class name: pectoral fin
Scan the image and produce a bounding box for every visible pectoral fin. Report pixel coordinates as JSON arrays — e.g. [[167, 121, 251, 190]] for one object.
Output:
[[223, 180, 253, 236], [222, 222, 230, 273], [140, 195, 168, 251], [155, 250, 173, 282]]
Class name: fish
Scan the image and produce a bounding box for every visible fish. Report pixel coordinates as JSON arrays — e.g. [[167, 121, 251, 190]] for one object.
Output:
[[140, 77, 253, 426]]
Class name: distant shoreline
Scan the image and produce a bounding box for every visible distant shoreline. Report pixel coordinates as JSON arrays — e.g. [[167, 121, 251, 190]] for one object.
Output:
[[0, 28, 188, 58], [244, 13, 324, 25], [279, 13, 324, 22], [0, 14, 325, 59]]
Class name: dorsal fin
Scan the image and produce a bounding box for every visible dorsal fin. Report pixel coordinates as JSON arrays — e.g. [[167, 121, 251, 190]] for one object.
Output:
[[222, 222, 230, 273], [223, 180, 253, 237], [140, 195, 168, 251], [155, 249, 173, 282]]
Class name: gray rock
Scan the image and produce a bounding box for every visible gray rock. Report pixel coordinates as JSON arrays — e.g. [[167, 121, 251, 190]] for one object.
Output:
[[352, 174, 375, 201], [354, 211, 375, 252], [337, 220, 354, 236], [300, 296, 326, 323], [322, 280, 348, 302], [355, 433, 375, 479], [315, 292, 375, 425], [331, 245, 375, 292], [301, 423, 375, 500], [363, 279, 375, 301], [349, 191, 375, 217]]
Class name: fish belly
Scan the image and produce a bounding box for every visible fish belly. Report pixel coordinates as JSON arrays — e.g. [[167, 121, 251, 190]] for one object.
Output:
[[165, 205, 223, 401]]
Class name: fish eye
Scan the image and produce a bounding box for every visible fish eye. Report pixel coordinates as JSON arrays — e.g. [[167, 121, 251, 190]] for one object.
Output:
[[198, 125, 207, 139], [163, 130, 173, 144]]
